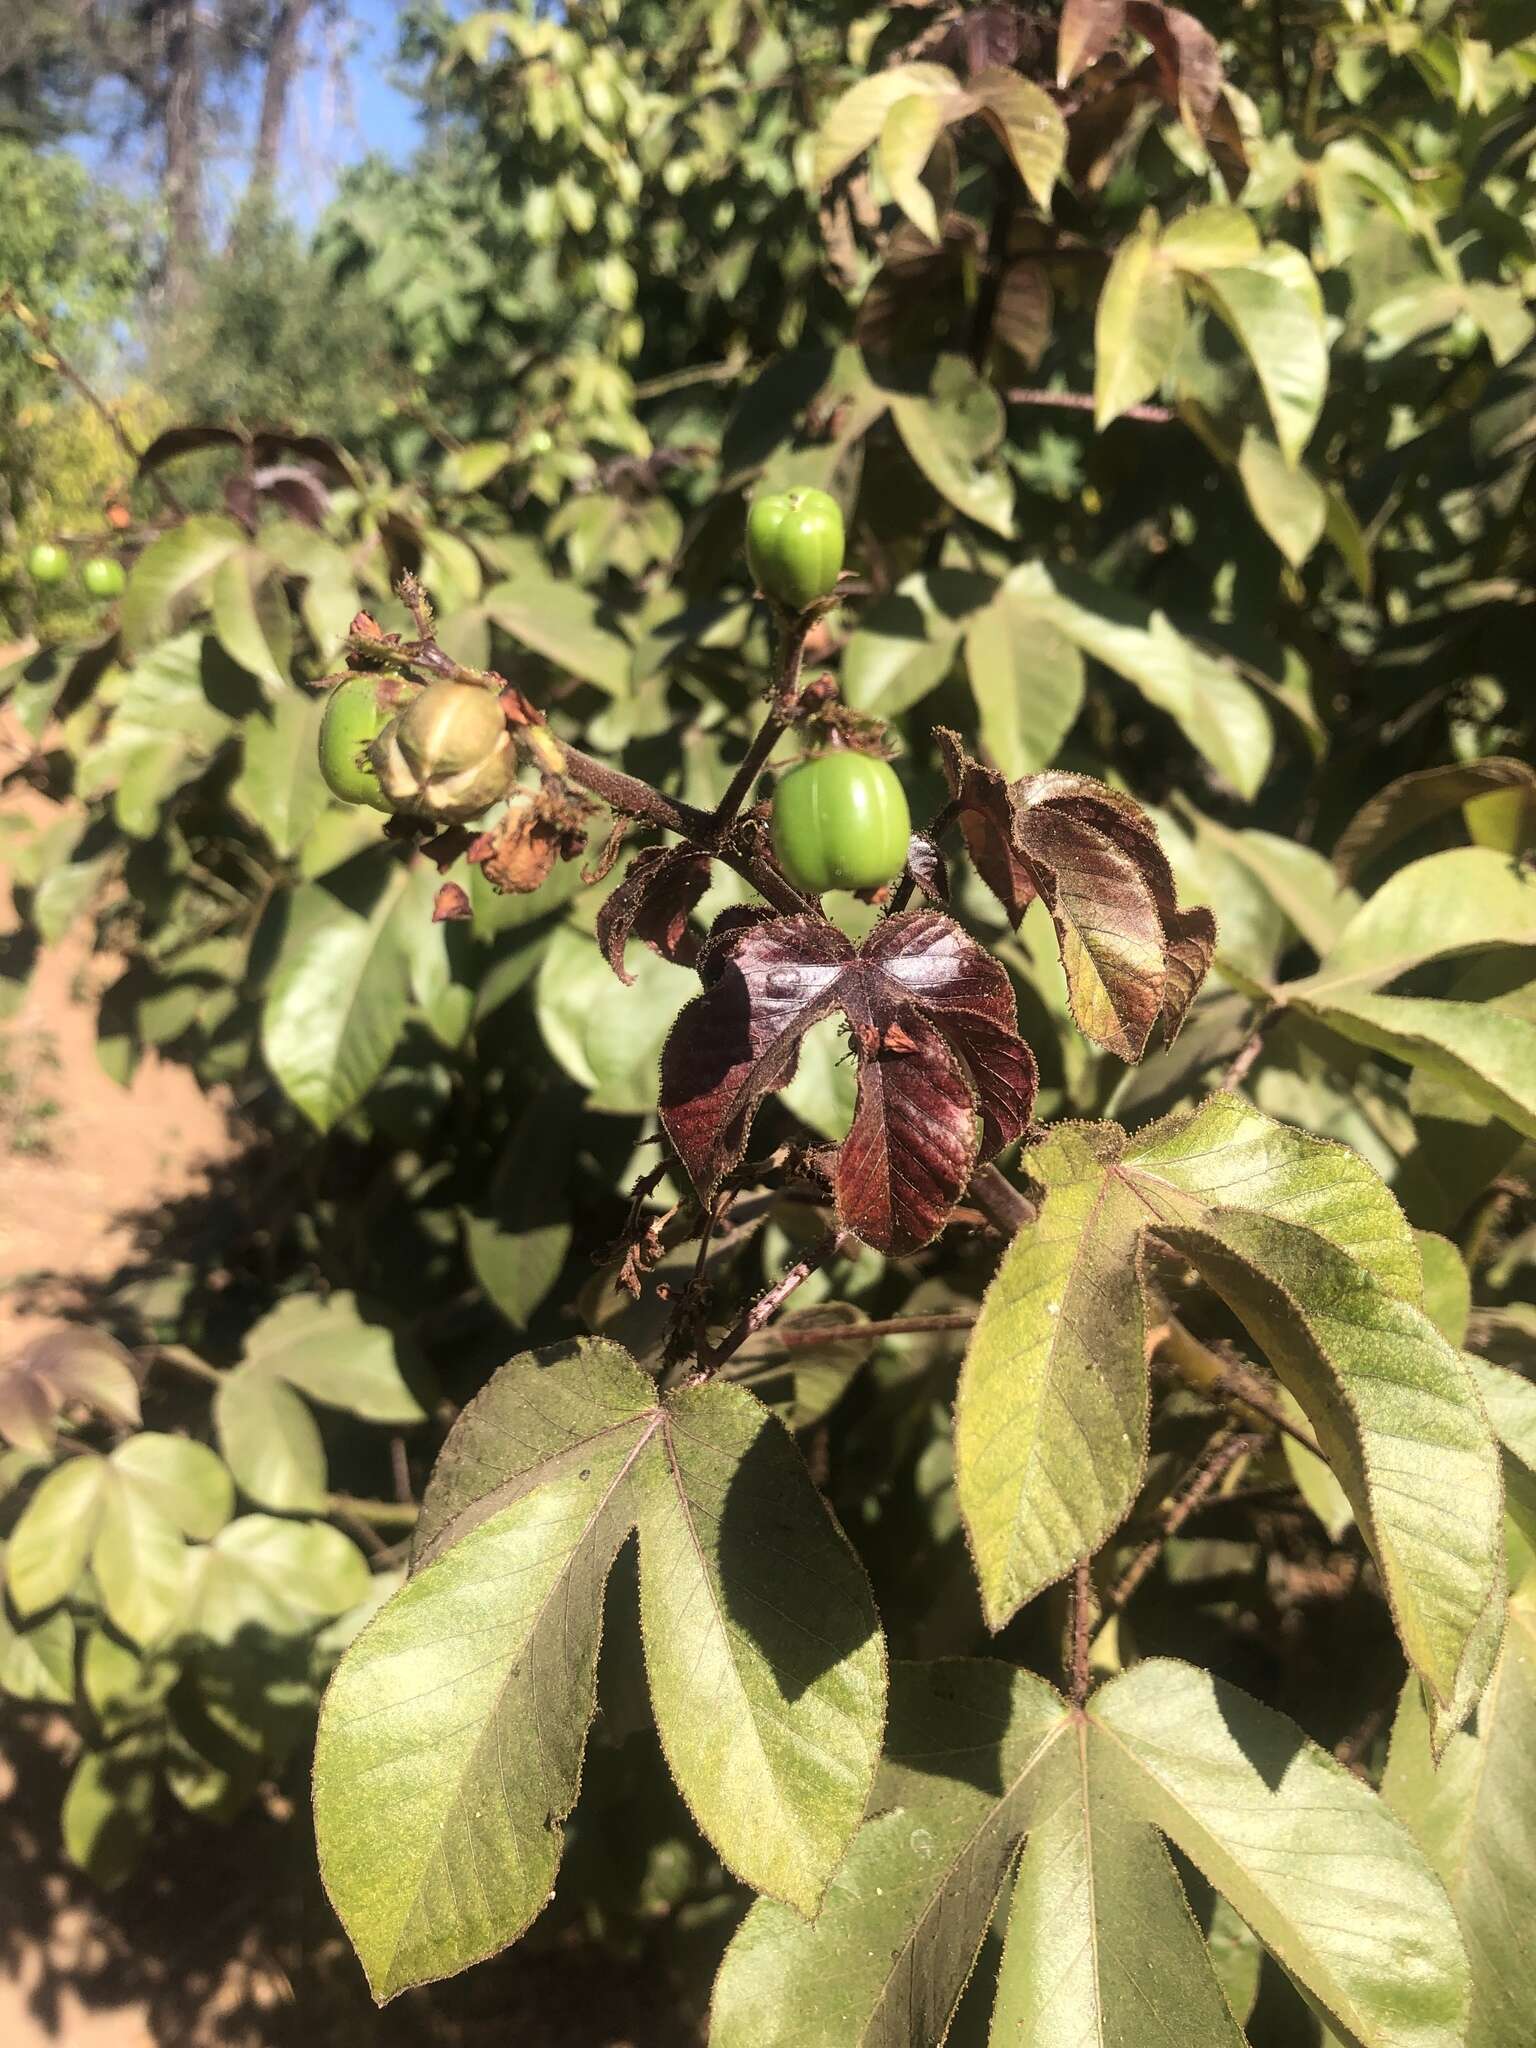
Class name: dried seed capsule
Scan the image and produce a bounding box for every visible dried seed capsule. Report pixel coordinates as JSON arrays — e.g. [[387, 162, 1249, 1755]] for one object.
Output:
[[372, 680, 513, 825]]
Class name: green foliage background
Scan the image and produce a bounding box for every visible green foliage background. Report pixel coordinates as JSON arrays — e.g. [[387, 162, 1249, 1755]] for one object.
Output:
[[2, 1, 1536, 2040]]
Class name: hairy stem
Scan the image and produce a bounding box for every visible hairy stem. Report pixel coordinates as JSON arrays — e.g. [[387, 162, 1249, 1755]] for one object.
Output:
[[692, 1230, 850, 1378], [1069, 1557, 1095, 1707], [968, 1162, 1040, 1236], [1105, 1429, 1264, 1612]]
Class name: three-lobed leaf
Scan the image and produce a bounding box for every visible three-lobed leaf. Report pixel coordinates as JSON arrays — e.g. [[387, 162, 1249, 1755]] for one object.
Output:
[[316, 1340, 886, 2000], [712, 1656, 1470, 2048], [954, 1094, 1503, 1714]]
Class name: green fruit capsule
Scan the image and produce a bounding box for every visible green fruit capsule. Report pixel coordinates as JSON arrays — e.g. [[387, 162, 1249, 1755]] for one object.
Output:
[[319, 672, 420, 811], [771, 751, 911, 895], [81, 556, 126, 599], [27, 542, 69, 586], [746, 488, 845, 611], [372, 679, 512, 825]]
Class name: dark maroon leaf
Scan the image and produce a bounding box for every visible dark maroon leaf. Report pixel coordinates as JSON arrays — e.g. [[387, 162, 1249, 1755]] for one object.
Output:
[[1012, 775, 1168, 1060], [659, 910, 1037, 1255], [1332, 756, 1536, 882], [1205, 87, 1251, 197], [596, 847, 714, 985], [935, 730, 1038, 924], [836, 1011, 979, 1256], [1067, 76, 1158, 192], [1160, 902, 1219, 1040], [253, 465, 331, 528], [136, 424, 247, 476], [859, 914, 1036, 1159], [1126, 1, 1224, 129], [855, 217, 984, 362], [1057, 0, 1128, 82], [939, 738, 1214, 1059], [993, 261, 1054, 369], [250, 430, 357, 487]]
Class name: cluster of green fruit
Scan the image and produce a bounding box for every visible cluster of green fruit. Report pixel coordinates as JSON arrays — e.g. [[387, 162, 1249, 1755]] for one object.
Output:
[[26, 542, 125, 599], [319, 487, 912, 897]]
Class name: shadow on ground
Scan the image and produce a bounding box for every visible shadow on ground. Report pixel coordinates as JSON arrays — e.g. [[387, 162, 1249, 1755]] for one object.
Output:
[[0, 1713, 704, 2048]]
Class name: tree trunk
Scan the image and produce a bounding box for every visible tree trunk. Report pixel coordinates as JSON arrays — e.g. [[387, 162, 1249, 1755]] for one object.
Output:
[[251, 0, 313, 197], [161, 0, 205, 305]]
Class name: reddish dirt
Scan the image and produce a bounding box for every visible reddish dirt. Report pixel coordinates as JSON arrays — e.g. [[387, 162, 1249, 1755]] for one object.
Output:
[[0, 762, 698, 2045], [0, 928, 232, 1359]]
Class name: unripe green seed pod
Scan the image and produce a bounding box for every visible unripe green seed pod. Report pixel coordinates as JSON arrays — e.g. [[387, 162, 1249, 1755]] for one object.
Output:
[[319, 672, 421, 811], [746, 488, 845, 612], [372, 680, 512, 824], [27, 542, 69, 586], [81, 556, 126, 599], [771, 750, 911, 894]]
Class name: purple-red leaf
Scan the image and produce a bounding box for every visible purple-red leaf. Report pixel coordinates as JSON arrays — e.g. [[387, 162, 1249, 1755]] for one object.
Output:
[[936, 731, 1039, 925], [1126, 0, 1224, 130], [939, 737, 1215, 1060], [0, 1327, 141, 1455], [1057, 0, 1128, 83], [659, 910, 1037, 1254], [596, 847, 713, 985]]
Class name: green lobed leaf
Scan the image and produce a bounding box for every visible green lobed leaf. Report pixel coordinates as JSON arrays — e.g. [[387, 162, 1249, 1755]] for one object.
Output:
[[214, 1366, 329, 1513], [964, 573, 1085, 778], [842, 569, 993, 718], [0, 1598, 75, 1704], [878, 93, 946, 244], [261, 862, 416, 1130], [536, 921, 691, 1116], [211, 549, 294, 696], [1093, 1661, 1470, 2048], [888, 357, 1015, 536], [813, 63, 958, 188], [1384, 1581, 1536, 2048], [1466, 1358, 1536, 1476], [1194, 246, 1329, 465], [238, 1290, 427, 1423], [118, 515, 247, 654], [992, 1723, 1247, 2047], [1155, 1212, 1502, 1713], [1095, 228, 1186, 429], [323, 1340, 886, 1998], [481, 550, 634, 696], [1237, 429, 1327, 568], [710, 1660, 1069, 2048], [1291, 849, 1536, 1002], [1010, 563, 1272, 799], [635, 1380, 886, 1915], [182, 1515, 371, 1646], [63, 1742, 158, 1891], [1297, 990, 1536, 1142], [955, 1125, 1149, 1627], [971, 69, 1067, 213], [715, 1655, 1469, 2048], [74, 634, 240, 839], [957, 1094, 1498, 1705], [233, 692, 330, 858]]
